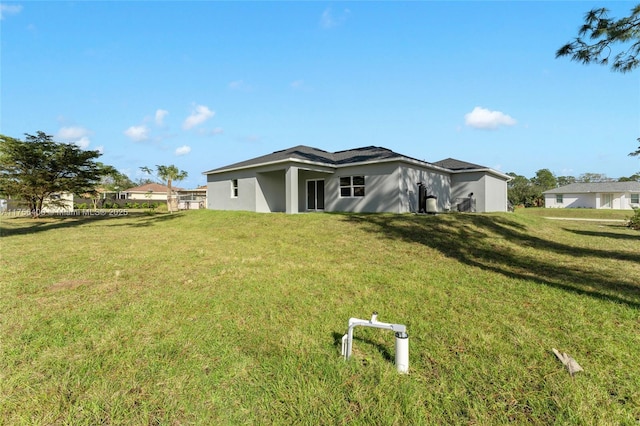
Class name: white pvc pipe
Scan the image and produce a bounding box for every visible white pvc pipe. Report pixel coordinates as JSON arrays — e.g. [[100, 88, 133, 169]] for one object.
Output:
[[342, 312, 409, 374], [395, 332, 409, 374]]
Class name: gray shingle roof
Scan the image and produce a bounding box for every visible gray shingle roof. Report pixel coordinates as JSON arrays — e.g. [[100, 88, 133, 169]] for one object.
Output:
[[203, 145, 498, 175], [543, 182, 640, 194], [209, 145, 335, 172], [432, 158, 486, 171], [205, 145, 409, 173]]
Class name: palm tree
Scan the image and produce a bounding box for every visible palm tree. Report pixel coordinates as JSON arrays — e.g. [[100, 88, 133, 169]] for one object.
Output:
[[141, 165, 188, 213]]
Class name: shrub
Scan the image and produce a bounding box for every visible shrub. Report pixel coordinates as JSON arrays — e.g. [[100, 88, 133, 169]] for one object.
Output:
[[628, 208, 640, 230], [133, 203, 140, 209], [141, 202, 149, 209]]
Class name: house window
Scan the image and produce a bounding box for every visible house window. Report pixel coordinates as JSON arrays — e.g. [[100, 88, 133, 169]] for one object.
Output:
[[556, 194, 563, 204], [231, 179, 238, 198], [340, 176, 365, 197], [631, 193, 639, 204]]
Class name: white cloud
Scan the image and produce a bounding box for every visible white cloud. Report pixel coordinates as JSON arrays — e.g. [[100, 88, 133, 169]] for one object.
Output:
[[175, 145, 191, 156], [75, 136, 91, 150], [155, 109, 169, 126], [183, 104, 215, 130], [57, 126, 92, 149], [464, 107, 517, 130], [0, 4, 23, 20], [58, 126, 90, 141], [124, 125, 149, 142], [320, 7, 350, 29]]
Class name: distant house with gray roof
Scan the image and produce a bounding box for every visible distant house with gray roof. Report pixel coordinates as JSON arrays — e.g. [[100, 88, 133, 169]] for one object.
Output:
[[203, 145, 511, 214], [543, 182, 640, 210]]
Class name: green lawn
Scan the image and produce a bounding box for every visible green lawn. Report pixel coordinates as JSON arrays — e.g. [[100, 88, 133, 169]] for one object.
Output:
[[1, 210, 639, 425], [516, 207, 633, 220]]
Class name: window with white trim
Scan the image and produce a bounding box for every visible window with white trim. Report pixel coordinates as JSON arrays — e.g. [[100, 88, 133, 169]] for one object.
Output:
[[340, 176, 365, 197], [231, 179, 238, 198], [631, 193, 639, 204], [556, 194, 563, 204]]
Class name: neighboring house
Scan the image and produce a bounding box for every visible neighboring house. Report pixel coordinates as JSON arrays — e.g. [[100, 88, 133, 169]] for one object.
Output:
[[543, 182, 640, 210], [203, 145, 511, 214], [122, 183, 183, 201], [42, 192, 74, 213], [177, 185, 207, 210]]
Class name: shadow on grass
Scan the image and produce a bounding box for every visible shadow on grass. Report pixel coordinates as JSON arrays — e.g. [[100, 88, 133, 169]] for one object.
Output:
[[0, 211, 182, 237], [564, 228, 639, 241], [342, 213, 640, 309], [331, 332, 394, 362]]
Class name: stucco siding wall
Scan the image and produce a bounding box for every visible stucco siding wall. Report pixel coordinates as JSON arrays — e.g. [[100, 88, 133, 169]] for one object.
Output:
[[207, 170, 257, 212], [484, 174, 508, 212], [597, 193, 625, 209], [325, 162, 401, 213], [623, 192, 640, 209], [450, 172, 508, 212], [451, 173, 486, 212], [399, 166, 451, 213], [545, 193, 596, 208], [126, 192, 168, 201], [256, 170, 286, 212]]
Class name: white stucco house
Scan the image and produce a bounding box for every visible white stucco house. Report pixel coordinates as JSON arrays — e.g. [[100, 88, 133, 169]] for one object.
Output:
[[177, 185, 207, 210], [42, 192, 74, 213], [203, 145, 511, 214], [122, 183, 184, 201], [543, 182, 640, 210]]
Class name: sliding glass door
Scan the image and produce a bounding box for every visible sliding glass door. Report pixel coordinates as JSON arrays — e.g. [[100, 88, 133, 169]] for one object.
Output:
[[306, 180, 325, 211]]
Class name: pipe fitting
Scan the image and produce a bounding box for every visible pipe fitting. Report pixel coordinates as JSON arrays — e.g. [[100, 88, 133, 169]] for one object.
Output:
[[341, 312, 409, 374]]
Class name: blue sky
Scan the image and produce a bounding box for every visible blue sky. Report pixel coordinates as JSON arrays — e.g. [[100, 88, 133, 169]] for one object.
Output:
[[2, 1, 639, 188]]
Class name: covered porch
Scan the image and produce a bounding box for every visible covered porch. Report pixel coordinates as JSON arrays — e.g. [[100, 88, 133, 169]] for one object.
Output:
[[256, 165, 334, 213]]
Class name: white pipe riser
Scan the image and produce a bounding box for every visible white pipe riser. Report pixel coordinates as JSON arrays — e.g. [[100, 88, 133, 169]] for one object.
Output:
[[395, 332, 409, 374]]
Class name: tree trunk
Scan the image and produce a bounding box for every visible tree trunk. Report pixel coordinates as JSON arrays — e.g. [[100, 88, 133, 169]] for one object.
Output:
[[31, 197, 43, 218], [167, 178, 173, 213]]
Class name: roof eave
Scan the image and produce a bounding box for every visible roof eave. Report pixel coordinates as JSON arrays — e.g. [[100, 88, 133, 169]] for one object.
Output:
[[450, 168, 512, 181], [203, 157, 337, 175]]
